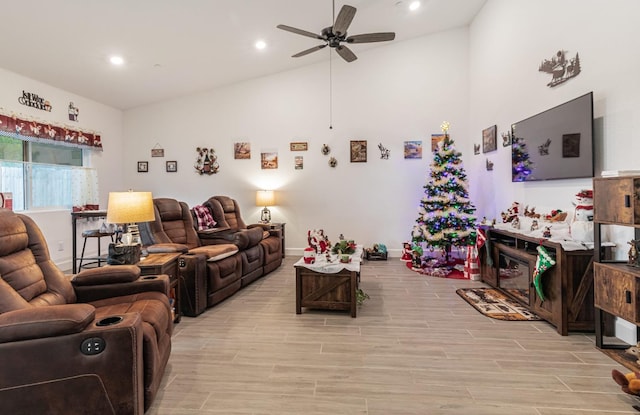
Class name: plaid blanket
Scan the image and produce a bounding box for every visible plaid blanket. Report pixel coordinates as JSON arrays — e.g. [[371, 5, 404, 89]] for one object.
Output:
[[192, 205, 216, 231]]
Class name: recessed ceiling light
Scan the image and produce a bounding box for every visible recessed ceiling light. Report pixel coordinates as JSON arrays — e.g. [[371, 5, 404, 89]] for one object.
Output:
[[409, 1, 421, 11], [109, 55, 124, 65], [255, 40, 266, 50]]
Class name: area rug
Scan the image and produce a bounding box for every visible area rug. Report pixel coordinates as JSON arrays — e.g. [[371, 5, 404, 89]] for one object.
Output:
[[456, 288, 542, 321]]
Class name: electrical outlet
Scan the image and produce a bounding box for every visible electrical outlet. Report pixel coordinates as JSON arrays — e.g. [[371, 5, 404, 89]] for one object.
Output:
[[58, 241, 64, 251]]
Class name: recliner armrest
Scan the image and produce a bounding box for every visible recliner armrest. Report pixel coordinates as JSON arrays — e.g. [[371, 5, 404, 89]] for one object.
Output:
[[73, 273, 171, 303], [0, 304, 95, 343], [198, 227, 250, 249], [72, 265, 141, 286], [146, 243, 189, 254]]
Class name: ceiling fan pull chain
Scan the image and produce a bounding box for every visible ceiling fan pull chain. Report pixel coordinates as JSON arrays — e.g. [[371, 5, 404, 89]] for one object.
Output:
[[329, 49, 333, 130]]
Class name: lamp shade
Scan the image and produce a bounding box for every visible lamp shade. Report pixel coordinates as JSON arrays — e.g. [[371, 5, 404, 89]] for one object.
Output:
[[256, 190, 275, 207], [106, 191, 155, 224]]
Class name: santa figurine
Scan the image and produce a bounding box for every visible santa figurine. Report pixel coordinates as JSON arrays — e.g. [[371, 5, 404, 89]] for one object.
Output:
[[401, 242, 412, 262]]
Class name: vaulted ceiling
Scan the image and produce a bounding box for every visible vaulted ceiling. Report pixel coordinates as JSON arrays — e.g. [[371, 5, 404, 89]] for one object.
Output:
[[0, 0, 486, 109]]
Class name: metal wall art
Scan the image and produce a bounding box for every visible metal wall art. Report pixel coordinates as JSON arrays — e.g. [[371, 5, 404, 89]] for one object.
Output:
[[539, 50, 581, 87], [194, 147, 219, 175], [378, 143, 390, 159], [486, 159, 494, 171], [501, 131, 512, 147]]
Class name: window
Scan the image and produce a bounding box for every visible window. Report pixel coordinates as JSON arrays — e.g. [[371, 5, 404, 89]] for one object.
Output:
[[0, 135, 97, 211]]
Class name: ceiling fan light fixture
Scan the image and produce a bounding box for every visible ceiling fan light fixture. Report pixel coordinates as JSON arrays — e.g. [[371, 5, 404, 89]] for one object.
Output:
[[255, 40, 267, 50]]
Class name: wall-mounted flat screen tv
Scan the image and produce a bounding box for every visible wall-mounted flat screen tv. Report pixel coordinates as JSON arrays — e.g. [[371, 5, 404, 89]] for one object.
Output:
[[512, 92, 593, 182]]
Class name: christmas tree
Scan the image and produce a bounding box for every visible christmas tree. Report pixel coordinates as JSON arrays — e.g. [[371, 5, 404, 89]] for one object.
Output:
[[411, 122, 476, 261], [512, 135, 533, 181]]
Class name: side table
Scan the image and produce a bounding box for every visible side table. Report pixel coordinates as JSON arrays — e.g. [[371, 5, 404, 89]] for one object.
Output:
[[138, 253, 181, 324], [269, 222, 286, 258]]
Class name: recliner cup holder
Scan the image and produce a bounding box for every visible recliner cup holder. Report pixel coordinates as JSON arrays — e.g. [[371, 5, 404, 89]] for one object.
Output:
[[96, 316, 123, 326], [142, 276, 157, 280]]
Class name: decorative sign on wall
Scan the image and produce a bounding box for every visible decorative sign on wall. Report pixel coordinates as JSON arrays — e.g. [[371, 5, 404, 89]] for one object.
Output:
[[151, 143, 164, 157], [194, 147, 219, 175], [68, 102, 79, 121], [18, 90, 52, 112], [539, 50, 581, 87]]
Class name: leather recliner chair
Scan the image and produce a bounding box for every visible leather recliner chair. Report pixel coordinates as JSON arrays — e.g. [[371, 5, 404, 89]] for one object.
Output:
[[0, 209, 172, 414], [203, 195, 282, 278], [141, 198, 242, 316]]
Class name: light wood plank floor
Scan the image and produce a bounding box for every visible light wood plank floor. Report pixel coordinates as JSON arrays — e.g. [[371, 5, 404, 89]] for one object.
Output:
[[147, 257, 639, 414]]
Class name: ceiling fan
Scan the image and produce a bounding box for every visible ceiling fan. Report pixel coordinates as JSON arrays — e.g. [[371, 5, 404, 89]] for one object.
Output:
[[277, 2, 396, 63]]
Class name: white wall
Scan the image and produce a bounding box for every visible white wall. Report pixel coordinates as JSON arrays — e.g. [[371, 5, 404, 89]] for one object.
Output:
[[123, 28, 471, 256], [468, 0, 640, 342], [468, 0, 640, 224], [0, 67, 124, 269]]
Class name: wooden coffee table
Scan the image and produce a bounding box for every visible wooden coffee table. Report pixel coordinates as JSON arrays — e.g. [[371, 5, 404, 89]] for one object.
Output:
[[294, 248, 362, 318]]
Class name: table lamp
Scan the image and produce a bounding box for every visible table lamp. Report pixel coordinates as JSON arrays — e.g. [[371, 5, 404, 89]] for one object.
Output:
[[106, 191, 154, 245], [256, 190, 275, 223]]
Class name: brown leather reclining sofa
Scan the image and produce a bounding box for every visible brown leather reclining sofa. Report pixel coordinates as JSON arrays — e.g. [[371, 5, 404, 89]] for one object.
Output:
[[141, 196, 282, 317], [0, 209, 173, 414]]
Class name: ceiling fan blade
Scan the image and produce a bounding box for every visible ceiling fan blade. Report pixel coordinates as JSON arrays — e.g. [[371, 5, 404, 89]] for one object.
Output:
[[276, 24, 323, 40], [333, 5, 357, 36], [335, 45, 357, 62], [346, 32, 396, 43], [292, 44, 327, 58]]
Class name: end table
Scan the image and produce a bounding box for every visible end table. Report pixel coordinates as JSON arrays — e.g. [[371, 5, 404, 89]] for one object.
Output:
[[138, 253, 181, 324]]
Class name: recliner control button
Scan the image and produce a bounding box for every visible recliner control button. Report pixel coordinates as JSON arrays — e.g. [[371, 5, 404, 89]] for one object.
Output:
[[80, 337, 106, 355]]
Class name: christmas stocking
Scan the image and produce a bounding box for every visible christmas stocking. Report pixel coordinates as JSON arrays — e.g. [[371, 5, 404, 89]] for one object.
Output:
[[533, 245, 556, 302], [477, 228, 492, 266]]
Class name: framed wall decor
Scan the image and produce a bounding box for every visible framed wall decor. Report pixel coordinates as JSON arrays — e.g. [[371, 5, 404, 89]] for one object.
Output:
[[166, 160, 177, 172], [294, 156, 303, 170], [403, 141, 422, 159], [350, 140, 367, 162], [234, 142, 251, 159], [290, 142, 308, 151], [482, 125, 497, 153], [431, 134, 445, 152], [261, 152, 278, 169], [137, 161, 148, 173]]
